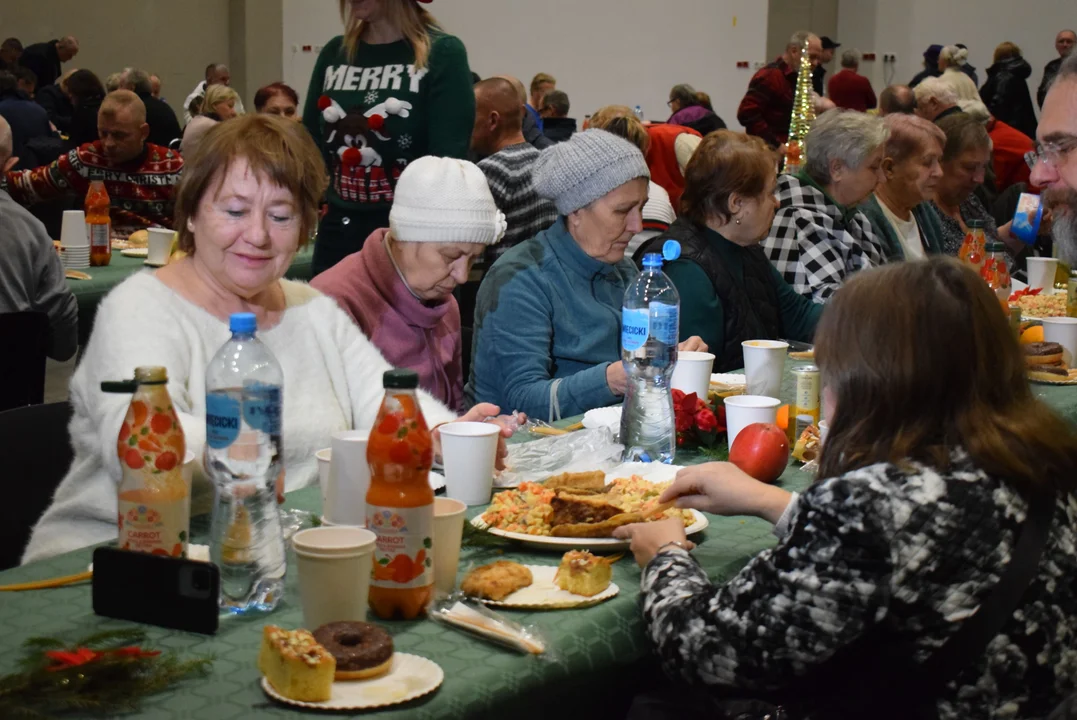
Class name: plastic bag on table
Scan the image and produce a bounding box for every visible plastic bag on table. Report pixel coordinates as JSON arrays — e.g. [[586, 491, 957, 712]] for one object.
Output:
[[496, 428, 624, 488], [429, 593, 550, 656]]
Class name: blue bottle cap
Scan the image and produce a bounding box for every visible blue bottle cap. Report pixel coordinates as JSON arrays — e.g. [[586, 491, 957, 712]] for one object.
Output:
[[230, 312, 257, 333], [662, 240, 681, 262], [642, 253, 663, 269]]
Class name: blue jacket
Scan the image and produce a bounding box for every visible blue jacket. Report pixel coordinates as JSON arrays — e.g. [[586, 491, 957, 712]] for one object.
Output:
[[466, 217, 636, 421]]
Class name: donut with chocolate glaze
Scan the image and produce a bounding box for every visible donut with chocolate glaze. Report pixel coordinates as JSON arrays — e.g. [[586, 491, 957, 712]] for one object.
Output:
[[312, 622, 394, 680]]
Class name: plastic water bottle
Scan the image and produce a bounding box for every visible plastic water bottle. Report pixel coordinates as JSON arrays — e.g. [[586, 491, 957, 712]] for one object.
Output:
[[620, 241, 681, 463], [205, 312, 286, 614], [634, 105, 644, 122]]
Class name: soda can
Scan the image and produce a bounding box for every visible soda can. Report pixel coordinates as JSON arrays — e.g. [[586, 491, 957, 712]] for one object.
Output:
[[792, 365, 820, 424]]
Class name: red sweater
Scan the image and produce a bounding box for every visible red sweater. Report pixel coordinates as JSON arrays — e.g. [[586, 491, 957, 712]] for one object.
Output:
[[645, 124, 702, 210], [987, 118, 1034, 192], [827, 69, 877, 112], [736, 58, 796, 147], [4, 141, 183, 234]]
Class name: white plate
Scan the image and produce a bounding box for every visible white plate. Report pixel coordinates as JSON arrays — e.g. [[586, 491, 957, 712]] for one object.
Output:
[[260, 652, 442, 710], [121, 247, 148, 258], [473, 509, 707, 551], [710, 373, 746, 386], [582, 406, 622, 429], [479, 565, 619, 609]]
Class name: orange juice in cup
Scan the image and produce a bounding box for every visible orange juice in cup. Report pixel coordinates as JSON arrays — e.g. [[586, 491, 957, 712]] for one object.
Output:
[[103, 367, 189, 557]]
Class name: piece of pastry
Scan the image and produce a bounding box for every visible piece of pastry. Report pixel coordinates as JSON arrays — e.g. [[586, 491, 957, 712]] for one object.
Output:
[[461, 560, 533, 601], [126, 229, 149, 247], [546, 492, 622, 527], [258, 626, 335, 702], [542, 470, 606, 492], [312, 622, 394, 680], [792, 424, 821, 463], [554, 551, 612, 597]]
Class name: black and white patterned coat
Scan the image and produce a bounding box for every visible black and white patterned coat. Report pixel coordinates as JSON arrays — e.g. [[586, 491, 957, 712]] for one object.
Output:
[[640, 449, 1077, 719], [762, 173, 886, 304]]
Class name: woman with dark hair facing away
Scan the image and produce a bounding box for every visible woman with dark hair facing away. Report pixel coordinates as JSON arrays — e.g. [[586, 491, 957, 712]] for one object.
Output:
[[64, 68, 105, 148], [666, 83, 726, 136], [636, 131, 820, 371], [303, 0, 475, 275], [615, 257, 1077, 718], [981, 42, 1038, 140], [254, 82, 300, 120]]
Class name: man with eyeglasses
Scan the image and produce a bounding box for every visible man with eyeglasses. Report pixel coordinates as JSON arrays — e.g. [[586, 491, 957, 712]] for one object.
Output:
[[1030, 52, 1077, 263]]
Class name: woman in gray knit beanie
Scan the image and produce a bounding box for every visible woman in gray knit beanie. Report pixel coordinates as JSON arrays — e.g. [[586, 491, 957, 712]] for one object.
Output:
[[466, 129, 707, 421]]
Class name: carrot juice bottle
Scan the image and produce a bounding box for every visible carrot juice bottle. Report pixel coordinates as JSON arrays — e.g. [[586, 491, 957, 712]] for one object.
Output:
[[103, 367, 189, 557], [366, 369, 434, 620], [86, 180, 112, 267]]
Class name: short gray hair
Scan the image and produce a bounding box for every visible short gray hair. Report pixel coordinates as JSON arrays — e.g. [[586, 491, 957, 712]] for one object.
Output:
[[789, 30, 814, 50], [105, 72, 123, 93], [841, 49, 861, 68], [1061, 49, 1077, 81], [542, 89, 569, 116], [958, 99, 991, 124], [119, 67, 152, 95], [805, 110, 889, 184], [914, 76, 957, 106], [0, 115, 12, 167]]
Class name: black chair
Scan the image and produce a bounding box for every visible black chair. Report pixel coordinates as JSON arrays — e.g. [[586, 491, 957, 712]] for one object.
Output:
[[0, 401, 74, 569], [0, 311, 49, 412]]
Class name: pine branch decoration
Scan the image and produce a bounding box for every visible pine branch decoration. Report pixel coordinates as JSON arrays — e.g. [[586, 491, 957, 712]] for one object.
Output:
[[0, 629, 212, 718]]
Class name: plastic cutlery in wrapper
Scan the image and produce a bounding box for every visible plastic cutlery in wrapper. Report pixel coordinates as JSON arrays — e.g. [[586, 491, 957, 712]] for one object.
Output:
[[496, 428, 624, 488], [430, 594, 549, 655]]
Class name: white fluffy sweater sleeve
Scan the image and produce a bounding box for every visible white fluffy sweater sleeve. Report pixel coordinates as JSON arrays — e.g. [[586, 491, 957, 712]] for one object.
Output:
[[23, 273, 456, 564]]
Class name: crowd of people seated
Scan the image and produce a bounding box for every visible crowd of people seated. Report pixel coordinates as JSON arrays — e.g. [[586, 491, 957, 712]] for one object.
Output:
[[2, 4, 1077, 715]]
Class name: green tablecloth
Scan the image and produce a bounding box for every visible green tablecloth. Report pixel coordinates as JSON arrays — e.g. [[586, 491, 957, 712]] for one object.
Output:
[[2, 366, 1076, 718], [67, 247, 316, 348]]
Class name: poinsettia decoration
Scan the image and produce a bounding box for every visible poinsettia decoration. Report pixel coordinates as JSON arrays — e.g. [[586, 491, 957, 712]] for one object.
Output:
[[1010, 286, 1042, 302], [672, 389, 726, 448]]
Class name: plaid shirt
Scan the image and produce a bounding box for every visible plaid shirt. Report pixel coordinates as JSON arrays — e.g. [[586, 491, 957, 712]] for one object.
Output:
[[763, 173, 885, 304], [736, 58, 796, 147], [478, 143, 558, 262]]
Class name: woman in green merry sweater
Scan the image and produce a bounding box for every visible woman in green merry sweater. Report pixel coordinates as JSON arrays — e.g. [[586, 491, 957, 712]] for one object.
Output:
[[304, 0, 475, 275], [637, 131, 821, 372]]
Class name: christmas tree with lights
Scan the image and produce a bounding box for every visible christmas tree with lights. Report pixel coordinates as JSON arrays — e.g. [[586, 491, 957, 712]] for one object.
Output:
[[783, 38, 816, 174]]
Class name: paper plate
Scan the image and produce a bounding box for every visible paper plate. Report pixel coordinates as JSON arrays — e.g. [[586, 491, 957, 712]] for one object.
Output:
[[472, 509, 707, 552], [261, 653, 443, 710], [477, 564, 619, 610], [121, 247, 149, 258], [1028, 373, 1077, 385], [582, 406, 622, 429], [710, 373, 746, 386]]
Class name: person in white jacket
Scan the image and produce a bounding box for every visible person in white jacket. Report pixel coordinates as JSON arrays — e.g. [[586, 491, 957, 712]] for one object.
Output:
[[23, 114, 512, 564]]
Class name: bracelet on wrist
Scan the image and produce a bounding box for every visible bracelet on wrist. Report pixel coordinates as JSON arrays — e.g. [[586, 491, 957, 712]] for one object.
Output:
[[657, 541, 690, 554]]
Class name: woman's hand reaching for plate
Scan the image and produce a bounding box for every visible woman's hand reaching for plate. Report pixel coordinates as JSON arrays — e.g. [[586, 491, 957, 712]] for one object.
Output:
[[660, 463, 792, 524]]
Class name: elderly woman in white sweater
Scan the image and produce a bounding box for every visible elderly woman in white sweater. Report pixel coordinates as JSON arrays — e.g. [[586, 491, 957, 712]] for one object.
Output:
[[23, 115, 509, 563]]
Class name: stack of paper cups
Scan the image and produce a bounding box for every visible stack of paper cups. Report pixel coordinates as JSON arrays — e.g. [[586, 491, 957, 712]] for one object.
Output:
[[59, 210, 90, 269]]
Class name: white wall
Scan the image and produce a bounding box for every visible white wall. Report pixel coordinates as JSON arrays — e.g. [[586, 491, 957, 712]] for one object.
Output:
[[838, 0, 1073, 109], [281, 0, 769, 131]]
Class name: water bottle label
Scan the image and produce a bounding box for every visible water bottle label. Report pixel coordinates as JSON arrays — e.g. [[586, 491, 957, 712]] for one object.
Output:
[[622, 307, 650, 351], [650, 302, 679, 346], [206, 392, 241, 450], [367, 505, 433, 589], [243, 384, 282, 435]]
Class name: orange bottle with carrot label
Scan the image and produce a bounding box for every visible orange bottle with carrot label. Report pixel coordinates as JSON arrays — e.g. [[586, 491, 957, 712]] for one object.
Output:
[[103, 366, 189, 558], [86, 180, 111, 267], [366, 369, 434, 620]]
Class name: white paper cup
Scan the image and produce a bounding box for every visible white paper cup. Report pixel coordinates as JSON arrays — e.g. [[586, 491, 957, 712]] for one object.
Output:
[[433, 497, 467, 594], [326, 430, 370, 526], [292, 526, 376, 629], [1026, 257, 1059, 292], [1042, 317, 1077, 367], [146, 228, 174, 266], [440, 422, 499, 506], [672, 351, 716, 398], [316, 447, 331, 499], [724, 395, 781, 448], [818, 419, 829, 447], [741, 340, 788, 398], [60, 210, 88, 247]]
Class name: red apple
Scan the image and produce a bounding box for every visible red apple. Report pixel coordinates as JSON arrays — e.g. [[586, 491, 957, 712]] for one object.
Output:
[[729, 423, 790, 483]]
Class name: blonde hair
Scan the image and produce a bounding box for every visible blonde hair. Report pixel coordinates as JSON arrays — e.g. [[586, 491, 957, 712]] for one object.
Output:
[[100, 89, 146, 124], [174, 115, 328, 254], [338, 0, 441, 69], [530, 73, 556, 93], [204, 84, 240, 115], [588, 105, 650, 154]]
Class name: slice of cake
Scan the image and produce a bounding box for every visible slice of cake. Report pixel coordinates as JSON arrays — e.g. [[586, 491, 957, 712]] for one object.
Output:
[[258, 625, 336, 702], [554, 551, 612, 597]]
